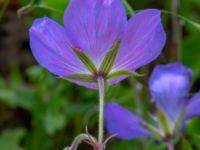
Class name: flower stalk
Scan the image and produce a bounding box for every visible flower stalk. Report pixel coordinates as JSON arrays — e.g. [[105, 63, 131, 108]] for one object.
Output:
[[63, 133, 97, 150], [97, 77, 105, 145], [167, 143, 174, 150]]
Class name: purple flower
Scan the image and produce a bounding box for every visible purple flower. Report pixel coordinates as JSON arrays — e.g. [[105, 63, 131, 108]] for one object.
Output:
[[104, 62, 200, 140], [29, 0, 166, 89], [104, 102, 151, 139]]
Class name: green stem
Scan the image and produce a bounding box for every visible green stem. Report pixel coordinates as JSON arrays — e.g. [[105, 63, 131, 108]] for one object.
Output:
[[161, 10, 200, 32], [97, 77, 105, 144], [17, 0, 62, 17], [121, 0, 135, 16]]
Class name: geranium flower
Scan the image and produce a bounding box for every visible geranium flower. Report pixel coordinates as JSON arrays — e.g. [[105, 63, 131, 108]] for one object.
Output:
[[104, 62, 200, 141], [29, 0, 166, 89]]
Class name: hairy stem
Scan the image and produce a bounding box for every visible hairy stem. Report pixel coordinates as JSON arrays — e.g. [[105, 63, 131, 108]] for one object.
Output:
[[65, 134, 96, 150], [167, 143, 174, 150], [97, 77, 105, 144]]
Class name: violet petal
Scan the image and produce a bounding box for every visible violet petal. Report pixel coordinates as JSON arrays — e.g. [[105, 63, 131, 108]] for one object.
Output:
[[104, 102, 151, 139], [63, 0, 127, 65], [114, 9, 166, 71], [185, 93, 200, 120], [29, 17, 87, 76]]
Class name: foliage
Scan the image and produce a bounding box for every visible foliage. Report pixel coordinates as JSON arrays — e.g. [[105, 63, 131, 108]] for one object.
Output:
[[0, 0, 200, 149], [0, 128, 26, 150]]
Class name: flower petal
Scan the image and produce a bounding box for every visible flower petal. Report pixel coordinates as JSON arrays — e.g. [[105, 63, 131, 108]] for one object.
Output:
[[186, 93, 200, 120], [63, 0, 127, 65], [65, 79, 97, 89], [108, 76, 127, 86], [149, 62, 192, 122], [114, 9, 166, 71], [29, 17, 87, 76], [104, 102, 151, 139]]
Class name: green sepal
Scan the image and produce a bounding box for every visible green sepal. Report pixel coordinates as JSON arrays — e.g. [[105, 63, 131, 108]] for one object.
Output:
[[69, 45, 97, 73], [173, 110, 186, 134], [63, 73, 95, 83], [141, 122, 161, 140], [107, 70, 145, 80], [157, 109, 171, 135], [99, 41, 120, 74]]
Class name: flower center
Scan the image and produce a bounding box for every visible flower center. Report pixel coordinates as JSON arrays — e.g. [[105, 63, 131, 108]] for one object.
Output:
[[93, 70, 108, 80]]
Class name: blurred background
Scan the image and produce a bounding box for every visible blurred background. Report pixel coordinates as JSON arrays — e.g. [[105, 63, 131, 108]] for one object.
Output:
[[0, 0, 200, 149]]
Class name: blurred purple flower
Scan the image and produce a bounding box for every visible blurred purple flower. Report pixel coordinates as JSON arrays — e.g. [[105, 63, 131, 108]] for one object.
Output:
[[104, 62, 200, 140], [104, 102, 151, 139], [29, 0, 166, 89]]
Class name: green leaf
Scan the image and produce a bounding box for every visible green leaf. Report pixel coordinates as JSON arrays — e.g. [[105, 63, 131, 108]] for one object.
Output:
[[189, 134, 200, 149], [181, 137, 193, 150], [111, 140, 138, 150], [44, 0, 69, 13], [17, 0, 64, 18], [0, 128, 26, 150], [186, 118, 200, 135], [44, 112, 66, 135], [183, 33, 200, 80], [10, 63, 23, 85], [107, 70, 145, 80], [70, 46, 97, 73], [26, 65, 45, 82], [63, 73, 95, 83], [0, 88, 35, 110], [99, 41, 120, 74]]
